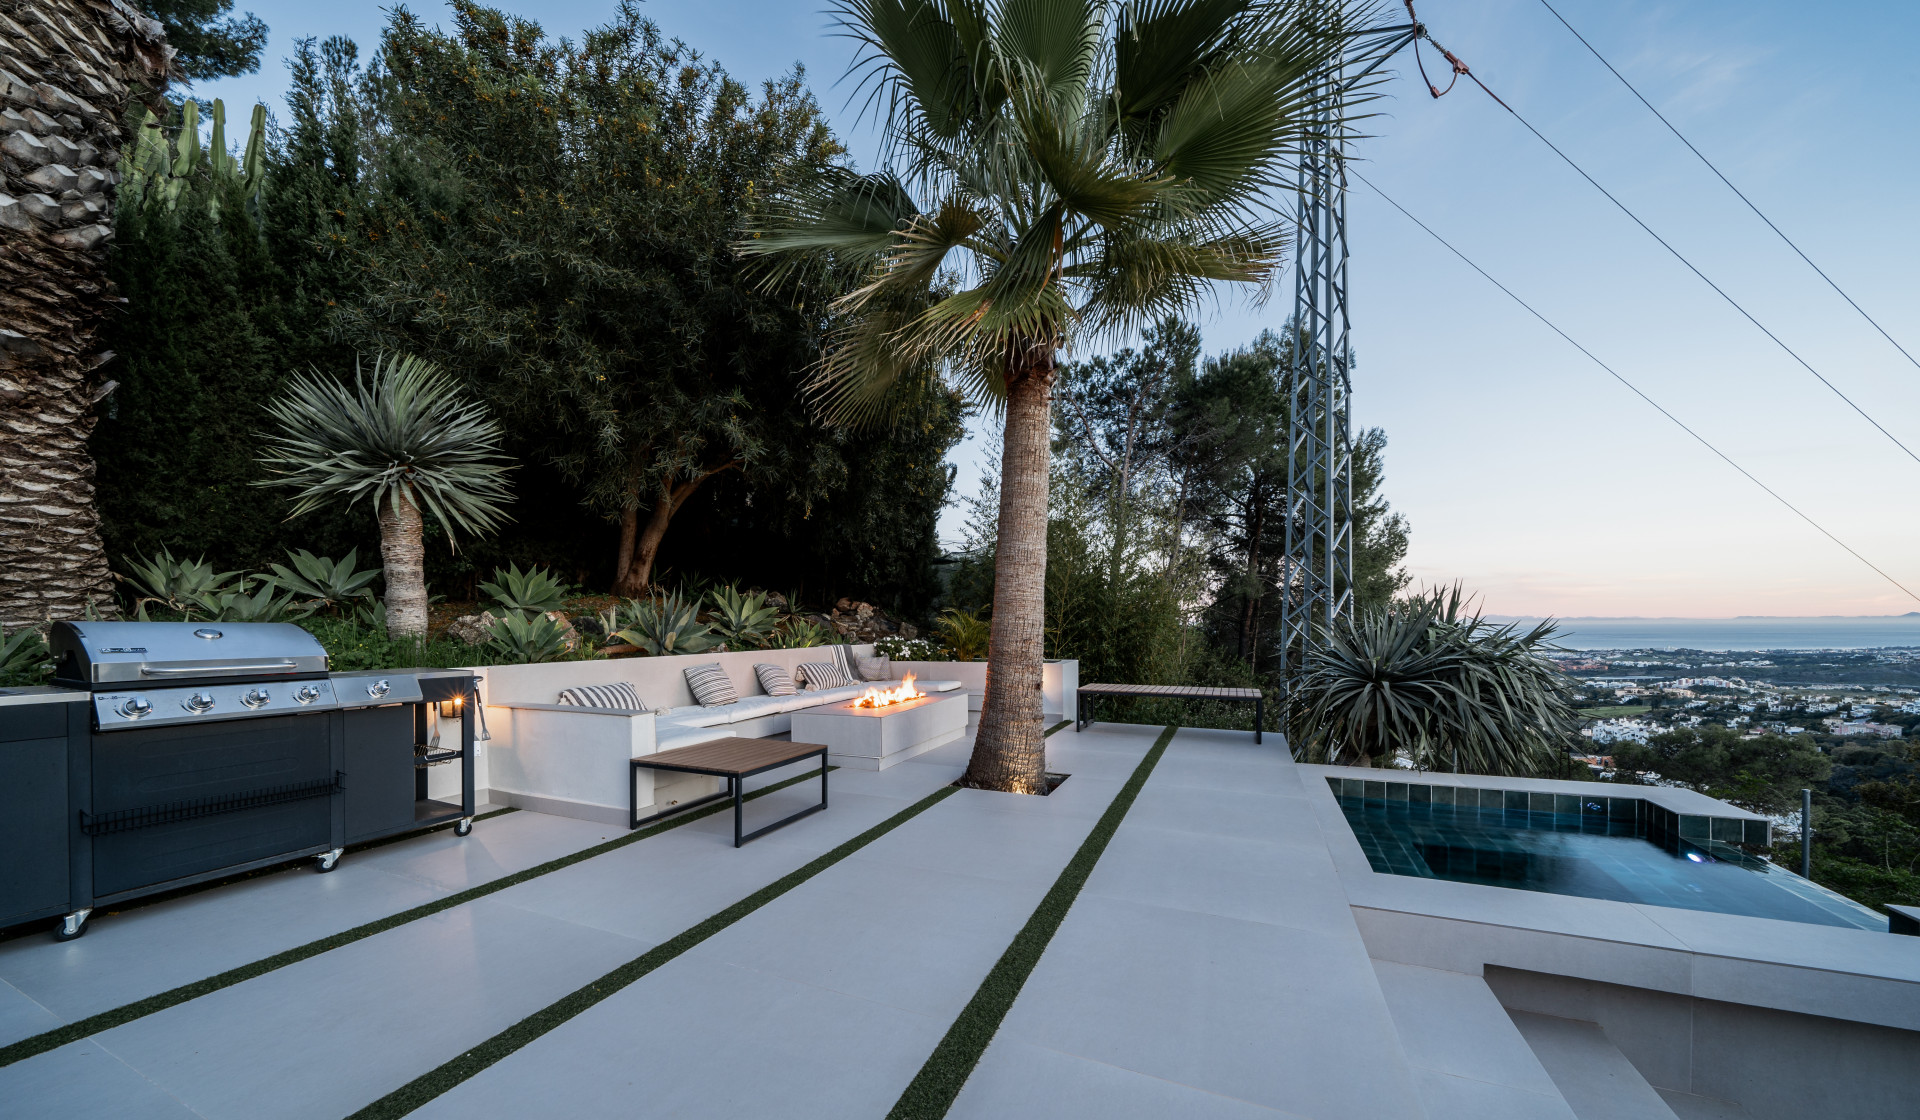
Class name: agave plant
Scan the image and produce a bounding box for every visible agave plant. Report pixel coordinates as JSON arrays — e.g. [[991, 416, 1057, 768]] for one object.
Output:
[[766, 617, 835, 649], [485, 611, 572, 664], [480, 563, 570, 616], [0, 624, 51, 685], [260, 549, 381, 614], [708, 585, 781, 650], [255, 353, 514, 638], [933, 608, 991, 661], [120, 548, 248, 615], [1289, 587, 1580, 775], [611, 592, 719, 656], [189, 581, 313, 623]]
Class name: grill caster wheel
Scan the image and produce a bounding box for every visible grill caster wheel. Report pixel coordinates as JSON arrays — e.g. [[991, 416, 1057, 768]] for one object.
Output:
[[53, 908, 92, 942], [455, 817, 473, 837], [315, 847, 344, 873]]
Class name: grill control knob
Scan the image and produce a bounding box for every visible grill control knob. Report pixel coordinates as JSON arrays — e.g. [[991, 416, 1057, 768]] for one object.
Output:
[[242, 688, 272, 709], [366, 679, 391, 699], [294, 684, 322, 704], [118, 696, 153, 720], [183, 692, 216, 714]]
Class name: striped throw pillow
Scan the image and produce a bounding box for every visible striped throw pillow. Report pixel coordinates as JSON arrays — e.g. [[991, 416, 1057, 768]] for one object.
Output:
[[831, 643, 868, 682], [556, 682, 648, 711], [798, 661, 853, 690], [754, 663, 797, 697], [683, 663, 739, 707]]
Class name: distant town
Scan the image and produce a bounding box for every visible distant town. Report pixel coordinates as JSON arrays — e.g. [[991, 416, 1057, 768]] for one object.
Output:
[[1553, 645, 1920, 764]]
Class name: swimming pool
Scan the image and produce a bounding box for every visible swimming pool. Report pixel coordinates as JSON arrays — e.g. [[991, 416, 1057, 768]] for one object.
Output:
[[1331, 781, 1883, 931]]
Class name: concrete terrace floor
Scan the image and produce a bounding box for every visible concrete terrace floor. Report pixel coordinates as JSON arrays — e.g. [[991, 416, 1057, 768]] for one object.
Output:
[[0, 720, 1569, 1119]]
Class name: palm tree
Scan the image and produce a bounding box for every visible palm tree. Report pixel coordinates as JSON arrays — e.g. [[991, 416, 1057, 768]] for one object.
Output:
[[0, 0, 169, 626], [255, 353, 513, 637], [1290, 587, 1581, 775], [741, 0, 1350, 793]]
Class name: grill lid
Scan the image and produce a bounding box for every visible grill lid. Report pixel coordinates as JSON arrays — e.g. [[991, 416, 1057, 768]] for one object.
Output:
[[51, 621, 330, 687]]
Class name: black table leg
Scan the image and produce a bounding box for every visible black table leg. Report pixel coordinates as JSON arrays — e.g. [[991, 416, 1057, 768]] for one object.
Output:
[[1255, 695, 1264, 744], [732, 775, 744, 848]]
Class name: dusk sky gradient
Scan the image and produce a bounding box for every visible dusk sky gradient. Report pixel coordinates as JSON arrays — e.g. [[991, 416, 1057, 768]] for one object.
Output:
[[194, 0, 1920, 619]]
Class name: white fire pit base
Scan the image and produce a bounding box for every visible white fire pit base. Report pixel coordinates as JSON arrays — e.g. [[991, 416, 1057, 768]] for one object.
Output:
[[789, 692, 969, 771]]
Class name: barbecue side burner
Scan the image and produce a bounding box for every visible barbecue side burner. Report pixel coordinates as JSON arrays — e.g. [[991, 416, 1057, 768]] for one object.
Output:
[[28, 622, 479, 941]]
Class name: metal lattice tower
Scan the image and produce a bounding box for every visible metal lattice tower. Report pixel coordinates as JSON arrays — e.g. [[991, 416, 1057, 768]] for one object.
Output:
[[1277, 15, 1422, 700]]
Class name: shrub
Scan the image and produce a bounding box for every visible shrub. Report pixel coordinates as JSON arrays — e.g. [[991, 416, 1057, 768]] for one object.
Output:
[[1, 625, 51, 686], [121, 548, 248, 616], [708, 585, 781, 650], [612, 593, 718, 655], [260, 548, 381, 613], [933, 608, 990, 660], [767, 617, 834, 649], [875, 635, 947, 662], [485, 611, 571, 664], [479, 562, 570, 616]]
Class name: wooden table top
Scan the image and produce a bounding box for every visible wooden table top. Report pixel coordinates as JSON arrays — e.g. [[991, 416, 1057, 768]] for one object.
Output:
[[1077, 683, 1262, 700], [633, 736, 827, 775]]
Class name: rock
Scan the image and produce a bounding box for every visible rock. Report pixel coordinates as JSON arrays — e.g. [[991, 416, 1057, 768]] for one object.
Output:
[[444, 610, 500, 646], [572, 613, 605, 640], [899, 622, 918, 640], [835, 597, 852, 611], [764, 591, 788, 610]]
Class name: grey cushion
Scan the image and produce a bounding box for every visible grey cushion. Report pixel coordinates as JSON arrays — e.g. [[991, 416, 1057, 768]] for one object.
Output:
[[683, 663, 739, 707], [855, 653, 888, 680], [831, 644, 866, 682], [753, 663, 797, 697], [556, 682, 648, 711], [799, 660, 854, 690]]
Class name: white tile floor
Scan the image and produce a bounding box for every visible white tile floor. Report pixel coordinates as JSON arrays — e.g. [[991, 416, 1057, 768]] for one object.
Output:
[[1, 719, 1609, 1119]]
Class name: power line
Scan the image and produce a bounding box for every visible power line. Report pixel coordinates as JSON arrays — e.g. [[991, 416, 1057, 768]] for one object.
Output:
[[1536, 0, 1920, 377], [1413, 31, 1920, 470], [1352, 169, 1920, 607]]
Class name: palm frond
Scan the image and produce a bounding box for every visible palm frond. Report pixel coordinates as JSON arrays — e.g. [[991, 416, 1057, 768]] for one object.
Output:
[[255, 352, 515, 547]]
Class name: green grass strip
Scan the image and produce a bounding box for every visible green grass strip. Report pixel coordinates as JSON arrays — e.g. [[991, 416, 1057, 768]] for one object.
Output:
[[887, 724, 1178, 1120], [348, 782, 961, 1119], [0, 766, 831, 1069], [1045, 719, 1070, 736]]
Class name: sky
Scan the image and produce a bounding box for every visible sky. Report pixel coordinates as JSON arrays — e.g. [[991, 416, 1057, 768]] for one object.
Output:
[[192, 0, 1920, 619]]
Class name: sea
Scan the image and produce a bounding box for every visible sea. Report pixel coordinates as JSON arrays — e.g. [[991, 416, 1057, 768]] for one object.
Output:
[[1484, 615, 1920, 652]]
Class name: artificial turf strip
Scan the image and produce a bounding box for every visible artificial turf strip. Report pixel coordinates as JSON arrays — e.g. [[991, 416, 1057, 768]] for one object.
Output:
[[346, 783, 962, 1120], [0, 766, 832, 1070], [886, 724, 1178, 1120], [1045, 719, 1071, 736]]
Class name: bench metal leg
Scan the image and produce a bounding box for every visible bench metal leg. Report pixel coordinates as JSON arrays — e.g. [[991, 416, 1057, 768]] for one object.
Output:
[[1255, 695, 1264, 745], [734, 751, 830, 847], [630, 763, 733, 830]]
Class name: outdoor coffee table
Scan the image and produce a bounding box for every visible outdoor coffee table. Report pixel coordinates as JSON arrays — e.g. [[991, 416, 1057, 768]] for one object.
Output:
[[629, 737, 827, 846], [789, 691, 969, 770]]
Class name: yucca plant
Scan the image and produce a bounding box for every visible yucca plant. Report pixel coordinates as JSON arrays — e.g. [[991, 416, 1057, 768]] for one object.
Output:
[[1290, 587, 1581, 775], [708, 585, 781, 650], [485, 611, 572, 664], [480, 563, 570, 616], [120, 548, 248, 616], [933, 608, 992, 661], [255, 353, 514, 638], [0, 624, 51, 685], [611, 592, 719, 656], [189, 582, 313, 623], [740, 0, 1352, 792], [260, 549, 381, 614]]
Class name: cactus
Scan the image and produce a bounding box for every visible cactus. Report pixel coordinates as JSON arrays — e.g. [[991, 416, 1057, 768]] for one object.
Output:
[[121, 98, 268, 215]]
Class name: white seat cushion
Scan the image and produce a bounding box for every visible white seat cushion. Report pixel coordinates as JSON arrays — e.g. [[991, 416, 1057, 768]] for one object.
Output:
[[725, 695, 789, 723], [657, 706, 732, 729], [912, 679, 964, 693], [653, 725, 736, 752]]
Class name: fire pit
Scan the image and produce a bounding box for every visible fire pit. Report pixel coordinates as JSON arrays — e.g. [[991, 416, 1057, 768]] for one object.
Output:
[[789, 682, 967, 770]]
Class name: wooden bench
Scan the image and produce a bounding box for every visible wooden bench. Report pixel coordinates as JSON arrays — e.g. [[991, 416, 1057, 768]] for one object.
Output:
[[1075, 683, 1266, 743], [630, 737, 828, 846]]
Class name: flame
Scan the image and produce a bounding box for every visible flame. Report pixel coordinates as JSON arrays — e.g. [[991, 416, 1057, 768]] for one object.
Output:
[[852, 674, 926, 709]]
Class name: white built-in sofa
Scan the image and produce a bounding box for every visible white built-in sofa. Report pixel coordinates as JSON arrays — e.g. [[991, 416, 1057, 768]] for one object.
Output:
[[473, 645, 964, 827]]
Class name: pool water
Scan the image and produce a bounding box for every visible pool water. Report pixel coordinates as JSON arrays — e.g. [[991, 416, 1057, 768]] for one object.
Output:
[[1336, 794, 1884, 930]]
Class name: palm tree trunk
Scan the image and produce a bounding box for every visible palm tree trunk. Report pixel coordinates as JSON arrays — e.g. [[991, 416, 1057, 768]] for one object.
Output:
[[963, 356, 1053, 795], [379, 485, 429, 638], [0, 0, 168, 626]]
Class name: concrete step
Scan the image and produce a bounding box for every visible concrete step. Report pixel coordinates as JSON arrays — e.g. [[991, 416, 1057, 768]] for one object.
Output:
[[1508, 1009, 1681, 1120], [1370, 960, 1579, 1119]]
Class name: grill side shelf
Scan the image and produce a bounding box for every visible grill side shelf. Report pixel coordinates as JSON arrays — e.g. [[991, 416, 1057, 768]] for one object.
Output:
[[78, 772, 344, 837]]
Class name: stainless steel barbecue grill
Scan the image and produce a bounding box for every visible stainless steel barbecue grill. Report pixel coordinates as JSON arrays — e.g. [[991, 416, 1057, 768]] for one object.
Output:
[[24, 621, 475, 941]]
